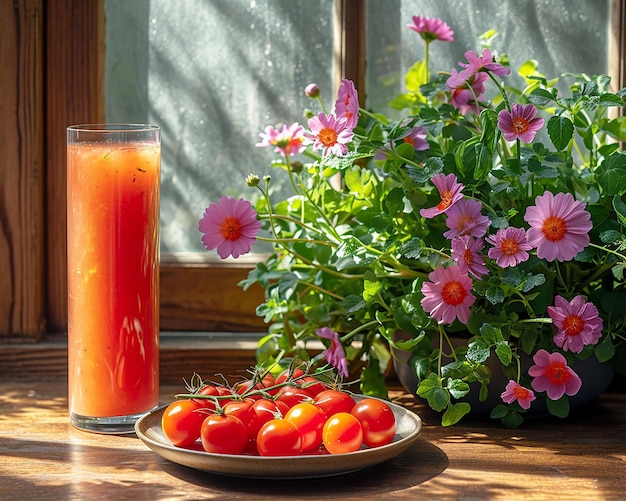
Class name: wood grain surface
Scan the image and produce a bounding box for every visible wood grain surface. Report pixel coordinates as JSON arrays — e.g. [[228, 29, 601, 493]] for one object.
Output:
[[0, 381, 624, 500]]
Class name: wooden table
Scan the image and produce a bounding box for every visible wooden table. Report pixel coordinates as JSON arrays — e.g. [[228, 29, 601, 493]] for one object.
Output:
[[1, 382, 624, 500]]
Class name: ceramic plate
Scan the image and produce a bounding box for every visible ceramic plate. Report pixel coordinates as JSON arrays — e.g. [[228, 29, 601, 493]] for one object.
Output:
[[135, 396, 422, 479]]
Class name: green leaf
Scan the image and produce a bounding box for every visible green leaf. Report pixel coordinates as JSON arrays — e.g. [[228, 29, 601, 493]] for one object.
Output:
[[597, 152, 626, 196], [359, 359, 388, 399], [467, 339, 490, 363], [416, 373, 449, 412], [447, 378, 470, 399], [546, 395, 570, 418], [490, 404, 510, 419], [495, 341, 513, 366], [594, 336, 616, 363], [613, 194, 626, 228], [547, 115, 574, 150], [501, 411, 524, 428], [442, 402, 471, 426]]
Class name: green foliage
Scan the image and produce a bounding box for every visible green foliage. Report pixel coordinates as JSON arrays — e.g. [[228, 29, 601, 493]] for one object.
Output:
[[234, 24, 626, 428]]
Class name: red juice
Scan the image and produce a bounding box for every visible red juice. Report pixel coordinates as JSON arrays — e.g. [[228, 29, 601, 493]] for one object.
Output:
[[67, 128, 160, 427]]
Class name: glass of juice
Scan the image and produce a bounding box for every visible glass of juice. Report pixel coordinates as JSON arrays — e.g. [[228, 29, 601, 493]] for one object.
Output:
[[67, 124, 160, 433]]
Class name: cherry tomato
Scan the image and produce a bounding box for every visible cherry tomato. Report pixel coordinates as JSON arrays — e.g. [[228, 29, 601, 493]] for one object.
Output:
[[284, 402, 327, 452], [200, 413, 248, 454], [256, 418, 302, 456], [298, 376, 328, 396], [322, 412, 363, 454], [193, 384, 220, 407], [313, 389, 355, 417], [351, 398, 396, 447], [275, 367, 305, 385], [224, 399, 254, 426], [275, 385, 314, 409], [247, 398, 288, 439], [161, 399, 208, 447]]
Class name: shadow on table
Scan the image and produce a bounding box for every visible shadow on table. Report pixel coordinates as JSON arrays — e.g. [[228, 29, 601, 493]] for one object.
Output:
[[160, 438, 448, 497]]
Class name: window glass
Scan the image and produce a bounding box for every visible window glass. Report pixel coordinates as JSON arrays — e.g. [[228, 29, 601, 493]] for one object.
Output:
[[366, 0, 611, 115], [105, 0, 335, 253]]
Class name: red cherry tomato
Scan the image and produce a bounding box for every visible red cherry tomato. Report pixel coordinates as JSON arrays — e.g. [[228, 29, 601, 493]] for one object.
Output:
[[256, 418, 302, 456], [275, 367, 305, 385], [351, 398, 396, 447], [284, 402, 327, 452], [200, 413, 248, 454], [224, 399, 254, 426], [275, 385, 314, 409], [322, 412, 363, 454], [247, 398, 288, 439], [313, 389, 355, 417], [298, 376, 328, 396], [161, 399, 208, 447]]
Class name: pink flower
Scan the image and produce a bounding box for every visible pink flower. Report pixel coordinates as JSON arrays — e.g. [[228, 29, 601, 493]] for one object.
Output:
[[407, 15, 454, 43], [401, 125, 429, 151], [316, 327, 349, 378], [486, 227, 532, 268], [524, 191, 592, 262], [459, 48, 510, 78], [334, 79, 359, 129], [199, 196, 261, 259], [419, 173, 464, 218], [529, 349, 582, 400], [498, 104, 545, 143], [421, 266, 475, 324], [256, 122, 306, 157], [443, 198, 490, 239], [547, 295, 604, 353], [451, 236, 488, 278], [305, 112, 354, 157], [446, 70, 488, 115], [501, 380, 536, 410]]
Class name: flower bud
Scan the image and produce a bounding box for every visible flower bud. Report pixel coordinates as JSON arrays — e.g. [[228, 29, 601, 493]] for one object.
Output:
[[305, 83, 320, 98], [290, 161, 303, 173], [246, 174, 260, 187]]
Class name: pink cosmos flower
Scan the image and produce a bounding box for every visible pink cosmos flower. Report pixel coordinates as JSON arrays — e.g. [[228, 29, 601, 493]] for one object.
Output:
[[407, 15, 454, 43], [199, 196, 262, 259], [419, 173, 464, 218], [446, 69, 488, 115], [498, 104, 545, 143], [401, 125, 429, 151], [528, 349, 582, 400], [451, 235, 488, 278], [443, 198, 490, 239], [486, 227, 532, 268], [421, 265, 475, 324], [305, 113, 354, 157], [501, 380, 536, 410], [334, 79, 359, 129], [316, 327, 349, 378], [547, 295, 604, 353], [458, 48, 511, 78], [524, 191, 592, 262], [256, 122, 306, 157]]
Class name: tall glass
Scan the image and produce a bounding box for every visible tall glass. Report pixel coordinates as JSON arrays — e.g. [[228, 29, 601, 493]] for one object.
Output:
[[67, 124, 160, 434]]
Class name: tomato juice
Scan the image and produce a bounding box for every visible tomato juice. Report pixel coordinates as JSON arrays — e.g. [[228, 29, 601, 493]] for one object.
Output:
[[67, 126, 160, 431]]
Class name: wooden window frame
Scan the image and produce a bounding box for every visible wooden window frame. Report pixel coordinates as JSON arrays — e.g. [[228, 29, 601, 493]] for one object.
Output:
[[1, 0, 624, 356]]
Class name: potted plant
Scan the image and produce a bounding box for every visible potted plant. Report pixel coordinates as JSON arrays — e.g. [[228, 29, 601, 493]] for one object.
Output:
[[198, 15, 626, 427]]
